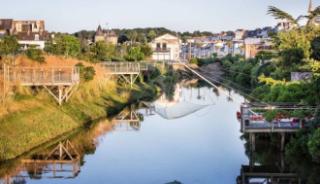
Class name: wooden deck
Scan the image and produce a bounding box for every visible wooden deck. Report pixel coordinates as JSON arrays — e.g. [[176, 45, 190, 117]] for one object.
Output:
[[2, 64, 80, 105], [100, 62, 149, 75], [100, 62, 150, 87], [239, 165, 300, 184], [240, 103, 305, 134], [5, 66, 80, 86]]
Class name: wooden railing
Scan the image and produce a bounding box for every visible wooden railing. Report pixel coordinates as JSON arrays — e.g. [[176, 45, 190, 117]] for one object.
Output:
[[100, 62, 149, 74], [4, 66, 80, 86]]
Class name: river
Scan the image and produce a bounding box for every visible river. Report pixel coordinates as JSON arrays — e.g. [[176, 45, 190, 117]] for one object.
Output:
[[0, 82, 317, 184]]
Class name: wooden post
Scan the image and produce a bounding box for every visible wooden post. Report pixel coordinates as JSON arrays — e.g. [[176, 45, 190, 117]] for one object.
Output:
[[250, 133, 255, 152], [281, 133, 285, 152], [59, 142, 63, 160], [52, 68, 54, 84], [58, 86, 63, 106]]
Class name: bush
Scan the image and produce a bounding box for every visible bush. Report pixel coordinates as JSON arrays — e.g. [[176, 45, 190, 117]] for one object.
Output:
[[76, 63, 96, 82], [25, 47, 45, 63], [308, 129, 320, 162]]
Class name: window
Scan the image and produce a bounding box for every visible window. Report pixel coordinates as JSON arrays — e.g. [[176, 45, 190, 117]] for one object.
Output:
[[163, 43, 167, 50], [35, 34, 39, 41], [156, 43, 161, 49]]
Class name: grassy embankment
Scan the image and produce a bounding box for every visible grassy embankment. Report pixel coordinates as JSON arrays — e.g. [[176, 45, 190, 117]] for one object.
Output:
[[0, 55, 158, 161]]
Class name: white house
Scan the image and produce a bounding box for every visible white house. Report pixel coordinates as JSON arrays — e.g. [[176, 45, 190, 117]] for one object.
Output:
[[150, 34, 181, 62]]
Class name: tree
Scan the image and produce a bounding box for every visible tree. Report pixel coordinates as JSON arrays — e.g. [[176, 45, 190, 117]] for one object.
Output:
[[147, 30, 157, 41], [276, 29, 311, 58], [139, 44, 153, 58], [90, 41, 115, 62], [45, 35, 80, 57], [268, 6, 300, 27], [279, 48, 305, 67], [0, 35, 19, 56], [308, 129, 320, 161], [125, 46, 144, 61], [311, 36, 320, 60], [128, 31, 138, 43], [268, 5, 320, 28]]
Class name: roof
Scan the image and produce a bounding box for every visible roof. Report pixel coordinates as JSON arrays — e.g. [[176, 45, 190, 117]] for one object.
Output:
[[95, 25, 117, 37], [0, 19, 13, 30]]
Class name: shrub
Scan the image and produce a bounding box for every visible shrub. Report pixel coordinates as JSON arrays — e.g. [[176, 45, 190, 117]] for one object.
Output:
[[25, 47, 45, 63], [76, 63, 96, 82], [308, 129, 320, 162]]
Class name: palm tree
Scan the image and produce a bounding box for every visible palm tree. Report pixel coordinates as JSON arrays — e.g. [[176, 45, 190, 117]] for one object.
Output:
[[304, 6, 320, 26], [267, 4, 320, 28], [268, 6, 301, 27]]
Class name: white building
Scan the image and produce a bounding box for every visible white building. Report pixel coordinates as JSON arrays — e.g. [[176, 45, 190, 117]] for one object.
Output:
[[150, 34, 181, 62]]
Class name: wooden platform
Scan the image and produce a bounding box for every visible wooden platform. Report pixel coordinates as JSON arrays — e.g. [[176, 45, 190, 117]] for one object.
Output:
[[240, 103, 306, 134], [2, 64, 80, 105], [100, 62, 149, 75], [100, 62, 149, 87], [239, 165, 300, 184]]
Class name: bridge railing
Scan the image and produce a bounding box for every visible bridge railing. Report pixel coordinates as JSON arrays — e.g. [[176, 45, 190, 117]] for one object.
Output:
[[5, 66, 80, 86], [100, 62, 150, 74]]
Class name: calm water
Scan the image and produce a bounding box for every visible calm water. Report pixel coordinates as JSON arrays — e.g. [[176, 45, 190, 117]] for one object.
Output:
[[2, 83, 311, 184]]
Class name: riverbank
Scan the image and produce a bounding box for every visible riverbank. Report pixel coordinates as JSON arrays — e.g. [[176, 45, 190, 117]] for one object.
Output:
[[0, 56, 159, 161]]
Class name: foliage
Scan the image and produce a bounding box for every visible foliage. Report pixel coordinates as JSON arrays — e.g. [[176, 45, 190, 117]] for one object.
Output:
[[125, 46, 145, 61], [76, 63, 96, 82], [45, 35, 80, 57], [25, 46, 45, 63], [139, 44, 153, 58], [279, 48, 305, 68], [0, 35, 19, 56], [311, 36, 320, 60], [275, 29, 311, 58], [267, 6, 299, 26], [308, 129, 320, 161], [89, 41, 115, 62]]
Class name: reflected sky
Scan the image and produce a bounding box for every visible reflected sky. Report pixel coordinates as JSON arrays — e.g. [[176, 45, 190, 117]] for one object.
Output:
[[1, 85, 248, 184]]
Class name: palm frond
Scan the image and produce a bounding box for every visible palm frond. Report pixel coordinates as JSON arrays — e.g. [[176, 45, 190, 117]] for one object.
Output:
[[296, 15, 307, 22], [306, 6, 320, 26], [309, 5, 320, 20], [268, 6, 297, 24]]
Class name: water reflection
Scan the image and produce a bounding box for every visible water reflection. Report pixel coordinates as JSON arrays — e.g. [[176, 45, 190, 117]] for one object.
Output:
[[114, 105, 142, 131], [1, 82, 319, 184], [146, 83, 216, 120], [238, 134, 320, 184]]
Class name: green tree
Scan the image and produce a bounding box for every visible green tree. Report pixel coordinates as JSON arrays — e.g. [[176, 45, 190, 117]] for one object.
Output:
[[308, 129, 320, 161], [125, 46, 144, 61], [25, 46, 45, 63], [147, 30, 157, 41], [279, 48, 305, 68], [268, 5, 320, 28], [128, 31, 138, 43], [311, 36, 320, 60], [140, 44, 153, 58], [45, 35, 80, 57], [90, 41, 115, 62], [0, 35, 19, 56]]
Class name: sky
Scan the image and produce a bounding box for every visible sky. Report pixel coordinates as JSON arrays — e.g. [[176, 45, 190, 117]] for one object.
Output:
[[0, 0, 318, 33]]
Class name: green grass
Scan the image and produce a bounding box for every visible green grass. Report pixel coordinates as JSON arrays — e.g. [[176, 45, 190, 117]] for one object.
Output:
[[0, 79, 157, 161]]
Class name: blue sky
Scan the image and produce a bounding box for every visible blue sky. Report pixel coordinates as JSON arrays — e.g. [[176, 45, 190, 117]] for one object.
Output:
[[0, 0, 317, 33]]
